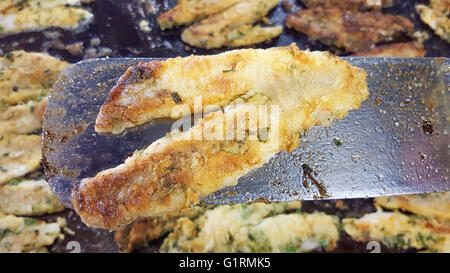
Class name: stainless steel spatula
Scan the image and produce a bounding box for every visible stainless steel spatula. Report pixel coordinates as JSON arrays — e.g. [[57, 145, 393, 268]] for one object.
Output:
[[42, 57, 450, 208]]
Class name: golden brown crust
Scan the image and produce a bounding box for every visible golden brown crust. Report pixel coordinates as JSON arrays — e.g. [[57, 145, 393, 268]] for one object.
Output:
[[301, 0, 393, 10], [416, 0, 450, 43], [285, 8, 414, 53], [95, 44, 368, 134], [0, 50, 69, 107], [375, 192, 450, 223], [352, 41, 426, 57], [77, 45, 368, 229], [114, 206, 206, 252], [0, 1, 94, 36]]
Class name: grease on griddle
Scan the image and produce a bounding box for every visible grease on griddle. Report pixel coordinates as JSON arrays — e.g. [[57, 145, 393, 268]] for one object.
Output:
[[301, 163, 329, 198], [422, 120, 434, 135], [247, 197, 271, 205]]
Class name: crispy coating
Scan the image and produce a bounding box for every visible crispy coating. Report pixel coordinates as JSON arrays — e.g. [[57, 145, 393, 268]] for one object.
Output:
[[416, 0, 450, 43], [352, 41, 426, 57], [180, 0, 282, 49], [161, 202, 340, 253], [285, 8, 414, 53], [0, 134, 42, 185], [300, 0, 393, 10], [115, 206, 206, 252], [0, 51, 69, 108], [343, 211, 450, 252], [375, 192, 450, 224], [157, 0, 241, 30], [0, 214, 65, 253], [0, 0, 94, 36], [76, 44, 368, 229], [0, 179, 65, 216], [96, 44, 367, 134], [0, 98, 47, 135]]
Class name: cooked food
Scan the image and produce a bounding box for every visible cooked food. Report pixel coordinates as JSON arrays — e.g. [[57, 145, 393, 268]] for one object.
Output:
[[0, 179, 65, 216], [285, 8, 415, 53], [180, 0, 282, 49], [115, 206, 206, 252], [300, 0, 393, 10], [416, 0, 450, 43], [0, 134, 42, 185], [0, 0, 94, 36], [375, 192, 450, 224], [95, 44, 368, 134], [157, 0, 241, 30], [343, 211, 450, 253], [0, 214, 65, 253], [76, 44, 368, 229], [352, 41, 426, 57], [161, 202, 339, 253], [0, 98, 47, 135], [0, 51, 69, 108]]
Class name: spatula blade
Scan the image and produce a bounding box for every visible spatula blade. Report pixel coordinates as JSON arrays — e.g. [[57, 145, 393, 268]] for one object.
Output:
[[42, 57, 449, 208]]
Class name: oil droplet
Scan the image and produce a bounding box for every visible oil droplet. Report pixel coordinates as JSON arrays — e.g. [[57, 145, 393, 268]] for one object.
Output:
[[351, 154, 361, 163]]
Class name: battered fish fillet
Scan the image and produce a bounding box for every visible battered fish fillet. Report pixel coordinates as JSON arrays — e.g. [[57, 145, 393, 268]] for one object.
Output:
[[0, 134, 42, 185], [416, 0, 450, 43], [0, 0, 94, 36], [375, 192, 450, 224], [352, 41, 426, 57], [76, 44, 368, 229], [343, 211, 450, 253], [0, 214, 65, 253], [96, 44, 367, 134], [300, 0, 393, 10], [157, 0, 241, 30], [0, 179, 65, 216], [115, 206, 206, 252], [285, 8, 414, 53], [0, 51, 69, 108], [161, 202, 339, 253], [0, 98, 47, 135], [181, 0, 282, 49]]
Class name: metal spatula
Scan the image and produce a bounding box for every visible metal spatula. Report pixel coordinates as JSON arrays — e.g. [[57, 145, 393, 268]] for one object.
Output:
[[42, 57, 450, 208]]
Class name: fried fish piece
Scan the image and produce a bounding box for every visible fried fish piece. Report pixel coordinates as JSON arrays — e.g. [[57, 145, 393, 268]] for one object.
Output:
[[157, 0, 241, 30], [352, 41, 426, 57], [0, 214, 65, 253], [343, 211, 450, 253], [75, 44, 368, 229], [0, 134, 42, 185], [161, 202, 339, 253], [180, 0, 282, 49], [375, 192, 450, 224], [300, 0, 393, 11], [0, 98, 47, 135], [0, 0, 94, 36], [285, 8, 414, 53], [96, 44, 367, 134], [115, 206, 206, 252], [416, 0, 450, 43], [0, 51, 69, 107], [0, 179, 65, 216]]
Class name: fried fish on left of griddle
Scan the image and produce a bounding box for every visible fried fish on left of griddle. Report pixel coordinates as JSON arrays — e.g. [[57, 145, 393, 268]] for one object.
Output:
[[157, 0, 241, 30], [285, 8, 414, 53], [351, 41, 426, 57], [300, 0, 393, 11], [74, 44, 368, 229]]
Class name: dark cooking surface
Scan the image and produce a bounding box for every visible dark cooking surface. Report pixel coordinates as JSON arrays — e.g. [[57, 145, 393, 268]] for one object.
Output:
[[1, 0, 449, 253]]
